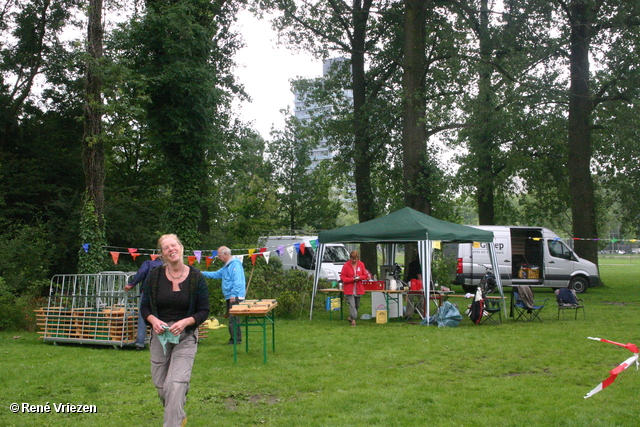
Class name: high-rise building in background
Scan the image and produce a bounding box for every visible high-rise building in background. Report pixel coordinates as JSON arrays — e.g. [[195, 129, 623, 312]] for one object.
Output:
[[293, 57, 352, 170]]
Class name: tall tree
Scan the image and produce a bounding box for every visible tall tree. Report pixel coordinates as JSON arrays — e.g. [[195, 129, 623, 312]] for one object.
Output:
[[446, 0, 561, 225], [402, 0, 430, 214], [257, 0, 402, 271], [555, 0, 640, 264], [78, 0, 107, 273], [131, 0, 240, 248], [268, 114, 342, 231]]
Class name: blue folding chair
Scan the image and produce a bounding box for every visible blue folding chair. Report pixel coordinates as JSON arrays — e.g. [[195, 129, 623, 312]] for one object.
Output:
[[513, 288, 548, 322]]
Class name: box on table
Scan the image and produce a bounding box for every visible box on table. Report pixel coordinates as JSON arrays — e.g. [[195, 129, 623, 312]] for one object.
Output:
[[363, 280, 385, 291]]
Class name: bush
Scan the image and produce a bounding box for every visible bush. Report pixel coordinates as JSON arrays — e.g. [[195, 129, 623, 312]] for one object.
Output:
[[0, 277, 47, 331], [201, 255, 318, 319], [0, 222, 53, 296], [432, 250, 457, 286]]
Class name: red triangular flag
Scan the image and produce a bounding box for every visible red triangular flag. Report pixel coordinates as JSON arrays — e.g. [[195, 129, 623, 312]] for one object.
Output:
[[150, 254, 159, 261], [131, 253, 141, 260], [300, 243, 305, 255], [187, 256, 196, 265], [251, 254, 258, 265], [110, 252, 120, 265], [206, 256, 213, 268], [127, 248, 137, 254]]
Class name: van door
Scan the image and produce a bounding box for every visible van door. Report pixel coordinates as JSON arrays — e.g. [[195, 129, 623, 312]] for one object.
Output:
[[510, 228, 544, 286], [545, 239, 575, 288]]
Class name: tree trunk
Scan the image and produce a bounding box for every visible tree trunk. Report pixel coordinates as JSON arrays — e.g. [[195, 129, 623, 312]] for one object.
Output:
[[402, 0, 431, 215], [78, 0, 106, 273], [82, 0, 105, 224], [474, 0, 496, 225], [567, 0, 598, 265], [352, 1, 378, 273]]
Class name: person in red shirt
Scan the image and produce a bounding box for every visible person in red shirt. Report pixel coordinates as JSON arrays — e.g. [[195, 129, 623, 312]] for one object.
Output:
[[340, 250, 368, 327]]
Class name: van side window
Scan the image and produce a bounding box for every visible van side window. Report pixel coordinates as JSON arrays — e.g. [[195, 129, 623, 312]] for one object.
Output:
[[548, 240, 573, 260], [297, 249, 314, 270]]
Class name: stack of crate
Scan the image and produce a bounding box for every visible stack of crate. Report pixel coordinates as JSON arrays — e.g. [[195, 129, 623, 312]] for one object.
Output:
[[34, 307, 73, 339], [35, 305, 138, 342]]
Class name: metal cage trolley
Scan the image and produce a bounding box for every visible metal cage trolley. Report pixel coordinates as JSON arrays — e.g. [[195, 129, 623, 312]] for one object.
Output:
[[35, 272, 140, 348]]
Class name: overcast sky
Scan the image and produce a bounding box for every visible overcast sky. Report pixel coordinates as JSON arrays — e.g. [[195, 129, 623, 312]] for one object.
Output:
[[232, 10, 323, 139]]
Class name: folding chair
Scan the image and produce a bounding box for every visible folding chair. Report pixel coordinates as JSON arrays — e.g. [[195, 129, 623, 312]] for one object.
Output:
[[513, 287, 548, 322], [555, 288, 586, 320], [480, 297, 502, 325]]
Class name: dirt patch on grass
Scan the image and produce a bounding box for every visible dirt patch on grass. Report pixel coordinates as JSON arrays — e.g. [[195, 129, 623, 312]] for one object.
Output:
[[504, 368, 551, 377], [224, 394, 279, 411]]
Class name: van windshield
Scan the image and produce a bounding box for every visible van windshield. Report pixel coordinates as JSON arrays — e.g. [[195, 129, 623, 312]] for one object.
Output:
[[322, 246, 350, 263], [297, 245, 350, 270]]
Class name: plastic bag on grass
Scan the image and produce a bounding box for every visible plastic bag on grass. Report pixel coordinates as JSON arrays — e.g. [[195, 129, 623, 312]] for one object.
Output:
[[420, 301, 462, 327]]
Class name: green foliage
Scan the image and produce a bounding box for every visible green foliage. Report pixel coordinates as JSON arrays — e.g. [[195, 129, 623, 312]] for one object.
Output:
[[203, 255, 316, 319], [431, 249, 457, 286], [77, 193, 107, 274], [125, 0, 243, 247], [0, 222, 54, 296], [268, 113, 343, 231], [206, 128, 279, 247], [0, 277, 47, 331]]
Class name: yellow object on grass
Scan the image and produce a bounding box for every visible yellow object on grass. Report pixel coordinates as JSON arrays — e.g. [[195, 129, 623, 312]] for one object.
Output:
[[203, 318, 225, 330]]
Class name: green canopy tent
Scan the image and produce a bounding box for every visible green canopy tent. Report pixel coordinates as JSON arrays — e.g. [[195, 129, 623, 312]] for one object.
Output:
[[311, 207, 505, 322]]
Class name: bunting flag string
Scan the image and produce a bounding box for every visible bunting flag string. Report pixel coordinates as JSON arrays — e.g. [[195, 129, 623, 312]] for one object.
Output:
[[98, 240, 320, 267], [95, 232, 640, 267]]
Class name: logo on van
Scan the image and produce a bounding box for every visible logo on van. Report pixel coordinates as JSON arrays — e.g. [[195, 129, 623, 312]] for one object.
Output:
[[477, 242, 504, 251]]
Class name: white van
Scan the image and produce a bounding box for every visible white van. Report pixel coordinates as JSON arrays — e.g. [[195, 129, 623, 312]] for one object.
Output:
[[258, 235, 349, 281], [453, 226, 601, 293]]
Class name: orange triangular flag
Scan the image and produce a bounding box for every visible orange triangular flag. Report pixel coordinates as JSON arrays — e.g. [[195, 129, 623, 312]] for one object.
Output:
[[187, 256, 196, 265], [127, 248, 137, 254], [131, 253, 141, 260], [251, 254, 258, 265], [110, 252, 120, 265], [150, 254, 159, 261], [206, 256, 213, 268]]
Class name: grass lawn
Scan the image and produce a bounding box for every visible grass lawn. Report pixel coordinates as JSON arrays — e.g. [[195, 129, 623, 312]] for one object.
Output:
[[1, 260, 639, 426]]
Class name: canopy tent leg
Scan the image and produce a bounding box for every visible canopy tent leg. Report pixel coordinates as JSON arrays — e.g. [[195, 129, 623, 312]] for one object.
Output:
[[310, 244, 326, 320], [488, 242, 508, 318], [418, 238, 432, 323]]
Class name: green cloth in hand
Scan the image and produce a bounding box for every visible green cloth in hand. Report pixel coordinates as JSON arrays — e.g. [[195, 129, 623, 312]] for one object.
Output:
[[158, 325, 180, 354]]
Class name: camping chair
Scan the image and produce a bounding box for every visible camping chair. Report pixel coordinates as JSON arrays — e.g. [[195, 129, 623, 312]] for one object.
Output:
[[513, 286, 548, 322], [556, 288, 586, 320], [480, 297, 502, 325]]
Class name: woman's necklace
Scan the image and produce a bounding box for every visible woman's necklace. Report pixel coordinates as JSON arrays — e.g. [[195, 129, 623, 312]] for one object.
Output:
[[167, 265, 185, 280]]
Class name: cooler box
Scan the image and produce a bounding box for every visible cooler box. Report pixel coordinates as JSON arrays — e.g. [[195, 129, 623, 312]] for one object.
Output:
[[371, 292, 403, 319], [363, 280, 385, 291]]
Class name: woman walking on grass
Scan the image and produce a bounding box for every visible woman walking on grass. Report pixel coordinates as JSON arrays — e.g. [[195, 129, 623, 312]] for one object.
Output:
[[141, 234, 210, 427]]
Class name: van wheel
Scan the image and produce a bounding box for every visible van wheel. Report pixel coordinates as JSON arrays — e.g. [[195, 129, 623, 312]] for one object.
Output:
[[569, 276, 588, 293]]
